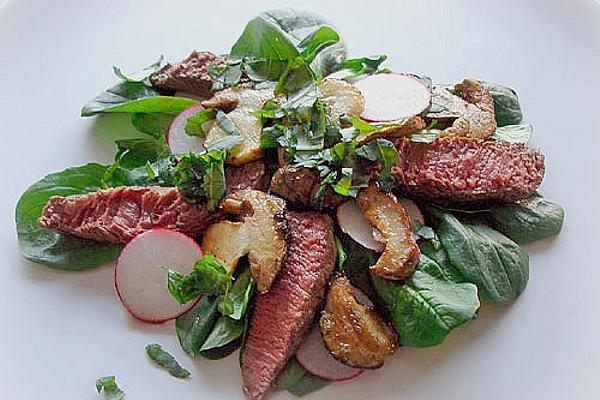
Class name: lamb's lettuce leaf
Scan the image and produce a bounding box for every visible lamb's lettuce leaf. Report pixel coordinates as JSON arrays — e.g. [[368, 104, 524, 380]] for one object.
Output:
[[15, 163, 122, 270], [131, 113, 174, 139], [482, 82, 523, 127], [492, 124, 533, 143], [113, 56, 164, 83]]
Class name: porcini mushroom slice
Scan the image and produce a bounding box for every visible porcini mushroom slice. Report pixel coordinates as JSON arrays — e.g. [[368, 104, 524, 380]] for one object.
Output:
[[319, 276, 397, 369], [318, 79, 365, 125], [203, 88, 274, 165], [355, 186, 420, 280], [201, 189, 286, 292]]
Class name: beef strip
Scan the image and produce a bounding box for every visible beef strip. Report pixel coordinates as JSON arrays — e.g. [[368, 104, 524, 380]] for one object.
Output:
[[269, 166, 345, 209], [241, 211, 336, 400], [150, 51, 225, 98], [393, 137, 545, 203], [38, 161, 267, 244], [226, 160, 268, 192], [38, 186, 219, 244]]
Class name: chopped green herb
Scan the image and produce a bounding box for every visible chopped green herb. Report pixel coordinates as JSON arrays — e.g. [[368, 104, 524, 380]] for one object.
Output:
[[145, 343, 191, 379], [173, 150, 227, 209], [185, 108, 216, 137], [96, 376, 125, 400]]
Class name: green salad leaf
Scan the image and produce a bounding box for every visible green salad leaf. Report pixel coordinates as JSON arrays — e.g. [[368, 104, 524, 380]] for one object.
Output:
[[145, 343, 191, 379], [492, 124, 533, 143], [185, 108, 216, 137], [482, 82, 524, 127], [231, 8, 345, 77], [334, 54, 388, 81], [436, 212, 529, 304], [113, 56, 163, 83], [276, 357, 307, 390], [167, 254, 233, 304], [199, 315, 245, 352], [418, 240, 463, 283], [176, 295, 221, 357], [81, 80, 197, 116], [15, 163, 122, 270], [287, 372, 330, 397], [131, 113, 174, 139], [488, 195, 565, 244], [173, 150, 227, 210], [372, 267, 480, 348], [219, 268, 255, 320], [96, 376, 125, 400]]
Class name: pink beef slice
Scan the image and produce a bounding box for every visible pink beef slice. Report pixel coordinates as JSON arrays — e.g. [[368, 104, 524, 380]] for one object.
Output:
[[242, 211, 336, 400], [150, 51, 225, 98], [37, 186, 219, 244], [393, 137, 545, 203]]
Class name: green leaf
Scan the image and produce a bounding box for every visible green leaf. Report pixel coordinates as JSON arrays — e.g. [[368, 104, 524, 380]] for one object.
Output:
[[276, 357, 307, 391], [96, 376, 125, 400], [492, 124, 533, 143], [356, 138, 400, 191], [205, 135, 244, 152], [488, 195, 564, 244], [81, 80, 197, 116], [15, 163, 122, 270], [482, 82, 523, 127], [287, 372, 330, 397], [418, 240, 463, 283], [215, 110, 241, 136], [167, 253, 233, 304], [113, 56, 163, 83], [351, 115, 376, 134], [334, 236, 347, 270], [199, 316, 244, 351], [173, 150, 227, 209], [436, 212, 529, 305], [176, 296, 221, 356], [145, 343, 191, 379], [275, 57, 315, 95], [131, 113, 174, 139], [338, 232, 379, 300], [231, 8, 346, 76], [335, 54, 388, 80], [372, 269, 480, 347], [185, 108, 216, 137], [298, 26, 340, 63], [219, 268, 255, 320]]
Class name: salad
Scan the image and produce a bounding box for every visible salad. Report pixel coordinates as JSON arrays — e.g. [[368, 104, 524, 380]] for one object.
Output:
[[15, 8, 565, 400]]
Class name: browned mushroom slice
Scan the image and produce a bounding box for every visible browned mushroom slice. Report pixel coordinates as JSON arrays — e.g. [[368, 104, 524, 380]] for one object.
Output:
[[427, 79, 497, 139], [203, 88, 275, 165], [319, 276, 398, 369], [355, 116, 426, 146], [318, 78, 365, 125], [201, 189, 286, 292], [355, 186, 420, 280]]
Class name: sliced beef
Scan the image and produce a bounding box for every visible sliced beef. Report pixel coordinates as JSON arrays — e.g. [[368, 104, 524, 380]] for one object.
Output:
[[150, 51, 225, 98], [242, 211, 336, 400], [269, 166, 345, 209], [393, 137, 545, 203], [226, 160, 268, 192], [38, 186, 219, 244], [426, 79, 497, 139]]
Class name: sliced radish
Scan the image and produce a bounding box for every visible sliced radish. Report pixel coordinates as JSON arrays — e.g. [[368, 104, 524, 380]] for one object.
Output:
[[296, 325, 363, 381], [354, 73, 431, 122], [337, 201, 384, 252], [115, 228, 203, 324], [167, 104, 210, 154], [399, 198, 425, 241]]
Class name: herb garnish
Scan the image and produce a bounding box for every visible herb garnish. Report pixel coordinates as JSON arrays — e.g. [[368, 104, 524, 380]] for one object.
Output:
[[96, 376, 125, 400], [145, 344, 191, 379]]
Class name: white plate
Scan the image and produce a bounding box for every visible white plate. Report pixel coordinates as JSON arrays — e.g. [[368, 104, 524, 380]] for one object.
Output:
[[1, 0, 599, 399]]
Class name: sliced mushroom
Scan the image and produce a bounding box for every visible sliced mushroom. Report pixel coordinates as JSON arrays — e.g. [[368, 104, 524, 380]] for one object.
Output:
[[426, 79, 496, 139], [320, 276, 398, 369], [318, 78, 365, 125], [203, 88, 275, 165], [355, 186, 420, 280], [201, 189, 287, 292], [354, 115, 426, 146]]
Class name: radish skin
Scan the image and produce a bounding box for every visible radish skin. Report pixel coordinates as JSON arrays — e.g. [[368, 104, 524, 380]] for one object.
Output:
[[296, 325, 363, 381], [115, 228, 203, 324]]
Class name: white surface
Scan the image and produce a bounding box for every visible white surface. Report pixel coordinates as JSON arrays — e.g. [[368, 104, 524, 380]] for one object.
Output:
[[1, 0, 599, 399]]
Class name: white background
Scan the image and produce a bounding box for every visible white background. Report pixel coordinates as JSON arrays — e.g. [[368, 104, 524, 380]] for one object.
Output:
[[1, 0, 599, 399]]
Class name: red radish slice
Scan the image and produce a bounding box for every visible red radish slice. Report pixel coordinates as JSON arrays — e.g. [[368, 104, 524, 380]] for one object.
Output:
[[354, 73, 431, 122], [167, 104, 209, 155], [337, 201, 384, 252], [115, 228, 203, 324], [296, 325, 363, 381]]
